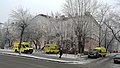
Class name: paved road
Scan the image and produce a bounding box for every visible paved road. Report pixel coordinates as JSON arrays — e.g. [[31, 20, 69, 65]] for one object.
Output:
[[0, 53, 120, 68], [86, 56, 120, 68], [0, 54, 86, 68]]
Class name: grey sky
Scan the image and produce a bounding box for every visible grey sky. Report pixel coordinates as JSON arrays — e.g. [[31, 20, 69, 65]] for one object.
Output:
[[99, 0, 116, 5], [0, 0, 116, 23], [0, 0, 65, 23]]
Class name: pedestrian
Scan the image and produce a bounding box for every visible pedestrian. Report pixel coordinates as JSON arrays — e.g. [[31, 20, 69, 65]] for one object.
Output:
[[59, 47, 63, 58]]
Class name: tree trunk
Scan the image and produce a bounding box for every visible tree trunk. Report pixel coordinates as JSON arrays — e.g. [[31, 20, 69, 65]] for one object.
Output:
[[106, 36, 114, 51], [19, 28, 25, 52], [7, 39, 11, 47], [82, 37, 85, 53], [78, 35, 82, 53], [32, 40, 37, 49]]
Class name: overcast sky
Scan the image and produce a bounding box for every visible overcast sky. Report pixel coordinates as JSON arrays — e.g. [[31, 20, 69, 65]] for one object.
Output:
[[0, 0, 116, 23]]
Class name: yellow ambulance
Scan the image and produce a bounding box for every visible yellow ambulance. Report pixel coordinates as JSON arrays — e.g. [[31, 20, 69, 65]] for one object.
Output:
[[43, 44, 59, 54], [13, 41, 33, 54]]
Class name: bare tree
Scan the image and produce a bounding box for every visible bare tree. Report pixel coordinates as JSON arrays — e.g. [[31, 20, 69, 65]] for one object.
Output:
[[62, 0, 99, 16], [10, 8, 32, 54], [94, 4, 111, 47], [62, 0, 100, 53], [29, 14, 52, 50], [0, 19, 16, 49]]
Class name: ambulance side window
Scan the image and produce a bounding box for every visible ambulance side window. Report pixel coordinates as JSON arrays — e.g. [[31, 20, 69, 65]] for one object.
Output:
[[22, 45, 25, 48]]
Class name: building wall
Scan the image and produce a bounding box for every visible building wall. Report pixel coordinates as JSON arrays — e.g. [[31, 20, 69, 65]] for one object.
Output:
[[82, 13, 99, 51], [32, 13, 100, 51]]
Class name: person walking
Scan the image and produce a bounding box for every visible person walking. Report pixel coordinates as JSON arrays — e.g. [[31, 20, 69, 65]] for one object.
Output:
[[59, 47, 63, 58]]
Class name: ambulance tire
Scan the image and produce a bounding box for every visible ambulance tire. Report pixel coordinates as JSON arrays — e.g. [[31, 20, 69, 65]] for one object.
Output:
[[15, 49, 18, 53]]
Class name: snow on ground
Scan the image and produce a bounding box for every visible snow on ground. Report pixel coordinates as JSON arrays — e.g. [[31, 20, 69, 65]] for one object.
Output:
[[0, 49, 86, 59], [0, 49, 90, 64], [42, 53, 87, 59], [0, 48, 13, 52], [0, 49, 116, 64], [1, 52, 89, 64]]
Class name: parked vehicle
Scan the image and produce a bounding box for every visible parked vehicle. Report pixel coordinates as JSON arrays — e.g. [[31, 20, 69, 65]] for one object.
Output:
[[114, 54, 120, 64], [113, 50, 119, 53], [88, 49, 99, 58], [13, 41, 33, 54], [88, 46, 107, 58], [43, 44, 59, 54]]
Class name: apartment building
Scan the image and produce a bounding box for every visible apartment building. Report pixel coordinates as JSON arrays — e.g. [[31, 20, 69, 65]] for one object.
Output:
[[31, 12, 100, 52]]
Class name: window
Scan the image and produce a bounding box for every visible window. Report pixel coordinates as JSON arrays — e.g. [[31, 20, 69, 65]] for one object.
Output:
[[25, 45, 29, 47], [22, 45, 25, 48], [99, 50, 102, 53]]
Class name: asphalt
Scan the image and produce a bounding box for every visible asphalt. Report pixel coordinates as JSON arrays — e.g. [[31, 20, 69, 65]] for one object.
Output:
[[0, 49, 119, 68], [0, 54, 87, 68], [0, 49, 112, 64], [0, 52, 88, 64], [0, 52, 118, 68], [33, 52, 87, 61]]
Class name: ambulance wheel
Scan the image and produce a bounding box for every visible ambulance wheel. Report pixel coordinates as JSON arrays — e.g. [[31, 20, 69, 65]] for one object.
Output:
[[15, 49, 18, 53], [103, 55, 106, 57], [46, 52, 50, 54]]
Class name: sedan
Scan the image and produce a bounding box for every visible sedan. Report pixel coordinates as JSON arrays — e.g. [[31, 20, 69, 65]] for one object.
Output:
[[114, 54, 120, 64]]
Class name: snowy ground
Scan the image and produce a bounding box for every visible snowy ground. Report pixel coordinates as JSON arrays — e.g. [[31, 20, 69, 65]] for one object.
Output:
[[0, 49, 114, 64]]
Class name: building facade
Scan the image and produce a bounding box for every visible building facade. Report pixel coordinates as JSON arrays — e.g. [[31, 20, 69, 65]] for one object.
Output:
[[31, 13, 100, 52]]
